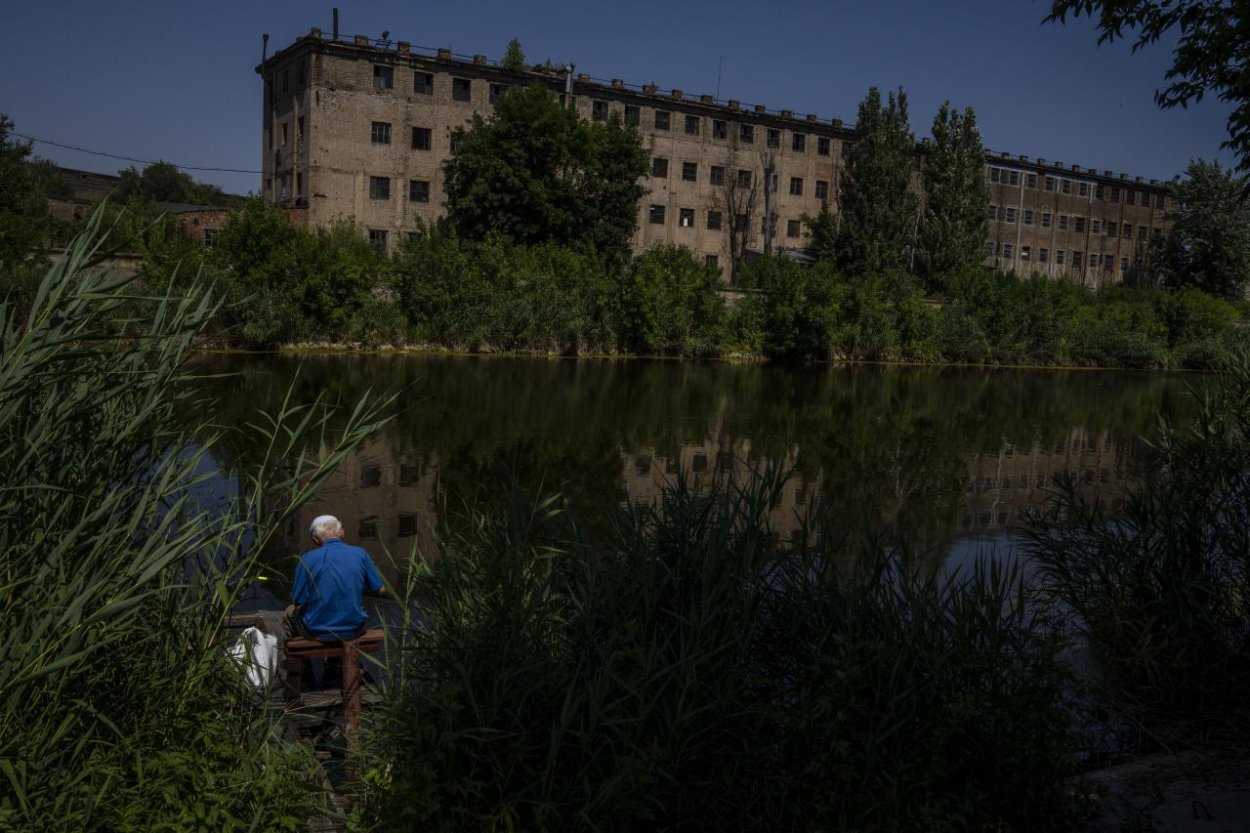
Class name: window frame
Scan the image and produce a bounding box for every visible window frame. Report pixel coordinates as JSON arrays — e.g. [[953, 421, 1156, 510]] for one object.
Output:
[[368, 175, 391, 201]]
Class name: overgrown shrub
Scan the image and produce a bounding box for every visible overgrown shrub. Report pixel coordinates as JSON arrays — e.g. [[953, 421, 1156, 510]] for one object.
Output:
[[207, 200, 382, 347], [736, 256, 841, 360], [833, 270, 930, 361], [616, 245, 726, 355]]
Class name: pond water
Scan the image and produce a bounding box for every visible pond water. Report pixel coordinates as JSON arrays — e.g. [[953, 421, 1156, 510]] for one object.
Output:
[[196, 354, 1198, 597]]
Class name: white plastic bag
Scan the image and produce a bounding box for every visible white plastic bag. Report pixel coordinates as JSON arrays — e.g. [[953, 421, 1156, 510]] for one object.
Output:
[[228, 625, 279, 691]]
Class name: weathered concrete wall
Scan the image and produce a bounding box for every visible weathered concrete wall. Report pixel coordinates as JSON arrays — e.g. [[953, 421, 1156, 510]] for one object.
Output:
[[258, 31, 1173, 283]]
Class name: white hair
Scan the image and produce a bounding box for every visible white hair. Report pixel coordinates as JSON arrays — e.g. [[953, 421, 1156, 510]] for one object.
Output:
[[309, 514, 342, 540]]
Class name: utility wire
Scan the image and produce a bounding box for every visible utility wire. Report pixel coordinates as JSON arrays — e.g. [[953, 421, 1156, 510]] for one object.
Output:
[[10, 131, 262, 174]]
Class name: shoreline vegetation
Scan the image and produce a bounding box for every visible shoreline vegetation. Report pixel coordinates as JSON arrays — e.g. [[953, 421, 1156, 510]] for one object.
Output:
[[5, 222, 1249, 832], [10, 196, 1247, 371]]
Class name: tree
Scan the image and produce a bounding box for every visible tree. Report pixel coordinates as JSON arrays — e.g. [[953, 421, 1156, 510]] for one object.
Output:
[[837, 87, 919, 277], [916, 103, 990, 292], [760, 151, 779, 255], [443, 83, 647, 260], [713, 152, 760, 283], [802, 202, 838, 263], [115, 161, 231, 206], [1045, 1, 1250, 178], [0, 114, 54, 272], [1156, 159, 1250, 300], [501, 38, 526, 72]]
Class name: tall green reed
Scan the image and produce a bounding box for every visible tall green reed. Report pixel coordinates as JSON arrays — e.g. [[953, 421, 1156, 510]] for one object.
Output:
[[1024, 352, 1250, 739], [358, 469, 1086, 832], [0, 211, 392, 831]]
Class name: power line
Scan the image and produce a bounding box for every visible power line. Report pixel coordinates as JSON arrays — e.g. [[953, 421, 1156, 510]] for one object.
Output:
[[10, 131, 262, 175]]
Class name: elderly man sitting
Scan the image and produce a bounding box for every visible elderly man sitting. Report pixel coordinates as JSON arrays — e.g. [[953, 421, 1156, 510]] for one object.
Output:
[[283, 514, 385, 642]]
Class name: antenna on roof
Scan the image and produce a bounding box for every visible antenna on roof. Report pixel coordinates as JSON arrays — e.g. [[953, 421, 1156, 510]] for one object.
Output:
[[715, 55, 723, 101]]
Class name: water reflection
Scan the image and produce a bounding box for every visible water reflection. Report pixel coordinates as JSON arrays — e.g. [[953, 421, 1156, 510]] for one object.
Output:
[[194, 355, 1193, 586]]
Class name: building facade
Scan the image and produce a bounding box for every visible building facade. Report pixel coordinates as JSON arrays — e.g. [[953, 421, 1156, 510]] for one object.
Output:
[[258, 29, 1172, 284]]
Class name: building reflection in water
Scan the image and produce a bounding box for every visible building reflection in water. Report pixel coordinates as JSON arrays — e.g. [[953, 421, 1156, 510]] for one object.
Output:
[[275, 425, 1142, 586], [958, 428, 1141, 534]]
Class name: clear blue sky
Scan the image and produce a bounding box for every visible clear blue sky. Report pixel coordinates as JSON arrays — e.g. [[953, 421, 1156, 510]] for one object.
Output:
[[1, 0, 1235, 196]]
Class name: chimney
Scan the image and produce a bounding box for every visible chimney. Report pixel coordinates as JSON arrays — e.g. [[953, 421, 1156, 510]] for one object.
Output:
[[754, 104, 766, 114], [700, 94, 714, 104], [437, 48, 451, 60], [671, 89, 683, 101], [612, 79, 624, 89], [806, 114, 817, 122], [728, 99, 740, 110], [397, 41, 410, 56], [642, 83, 658, 95], [781, 109, 793, 119], [473, 54, 486, 65], [353, 34, 369, 46]]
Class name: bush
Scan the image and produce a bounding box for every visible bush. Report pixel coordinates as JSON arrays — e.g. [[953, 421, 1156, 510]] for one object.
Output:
[[359, 474, 1087, 831], [1066, 307, 1167, 368], [738, 256, 841, 361], [207, 201, 383, 347], [348, 292, 410, 348], [1155, 286, 1238, 348], [616, 245, 726, 355], [483, 241, 613, 354], [833, 270, 928, 361]]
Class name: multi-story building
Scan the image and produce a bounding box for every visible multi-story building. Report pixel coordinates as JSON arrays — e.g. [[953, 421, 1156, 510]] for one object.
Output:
[[258, 28, 1171, 284]]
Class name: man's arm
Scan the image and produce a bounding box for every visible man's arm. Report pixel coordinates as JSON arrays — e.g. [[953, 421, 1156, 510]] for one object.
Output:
[[362, 556, 387, 597], [291, 558, 311, 607]]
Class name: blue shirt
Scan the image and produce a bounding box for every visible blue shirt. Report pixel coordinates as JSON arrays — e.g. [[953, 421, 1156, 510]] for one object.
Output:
[[291, 538, 384, 640]]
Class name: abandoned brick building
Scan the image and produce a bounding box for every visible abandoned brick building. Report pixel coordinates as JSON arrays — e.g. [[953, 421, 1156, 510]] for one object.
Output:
[[258, 28, 1171, 284]]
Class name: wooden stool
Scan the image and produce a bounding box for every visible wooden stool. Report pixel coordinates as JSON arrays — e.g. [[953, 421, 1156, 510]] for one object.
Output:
[[285, 628, 383, 735]]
